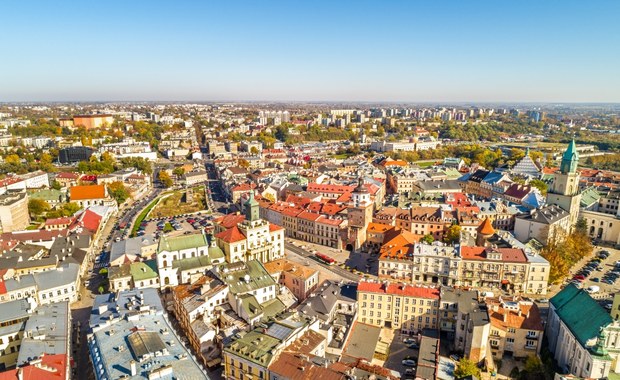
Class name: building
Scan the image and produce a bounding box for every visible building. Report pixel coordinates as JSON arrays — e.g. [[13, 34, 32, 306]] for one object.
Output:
[[357, 280, 440, 334], [216, 260, 283, 326], [87, 288, 208, 380], [511, 148, 542, 178], [514, 205, 571, 245], [547, 284, 616, 378], [63, 114, 114, 129], [348, 178, 376, 250], [0, 298, 35, 370], [108, 260, 160, 292], [439, 288, 492, 364], [546, 140, 582, 229], [183, 170, 209, 186], [156, 232, 225, 288], [98, 138, 158, 161], [222, 314, 319, 380], [263, 258, 319, 302], [487, 297, 544, 359], [69, 184, 115, 208], [109, 234, 158, 267], [58, 146, 95, 164], [215, 193, 285, 263], [0, 191, 29, 232], [459, 246, 531, 294]]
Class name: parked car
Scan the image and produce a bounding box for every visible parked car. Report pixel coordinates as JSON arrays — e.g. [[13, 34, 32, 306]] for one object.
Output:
[[402, 360, 416, 367]]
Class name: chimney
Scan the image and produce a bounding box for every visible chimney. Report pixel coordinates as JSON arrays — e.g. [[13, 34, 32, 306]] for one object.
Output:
[[503, 312, 508, 322], [130, 360, 137, 376]]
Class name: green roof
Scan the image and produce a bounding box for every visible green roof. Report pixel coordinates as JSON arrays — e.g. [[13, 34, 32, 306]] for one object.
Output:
[[158, 232, 208, 253], [221, 260, 276, 295], [550, 284, 612, 347], [580, 187, 601, 208], [172, 255, 213, 271], [208, 245, 225, 261], [224, 330, 280, 366], [442, 168, 462, 179], [130, 259, 159, 281]]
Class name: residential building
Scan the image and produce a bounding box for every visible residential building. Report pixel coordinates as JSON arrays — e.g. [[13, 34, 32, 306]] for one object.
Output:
[[223, 314, 319, 380], [109, 234, 158, 266], [264, 259, 319, 302], [108, 260, 160, 292], [451, 289, 491, 364], [487, 297, 544, 359], [459, 246, 531, 293], [88, 288, 207, 380], [0, 298, 35, 370], [63, 114, 114, 129], [357, 280, 440, 333], [0, 191, 29, 233], [514, 205, 571, 245]]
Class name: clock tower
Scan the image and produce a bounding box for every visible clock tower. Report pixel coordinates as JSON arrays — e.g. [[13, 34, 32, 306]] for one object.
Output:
[[546, 140, 581, 229]]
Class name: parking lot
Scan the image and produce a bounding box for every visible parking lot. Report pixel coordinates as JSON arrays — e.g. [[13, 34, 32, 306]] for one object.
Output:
[[383, 330, 420, 378], [136, 213, 216, 239], [567, 246, 620, 308]]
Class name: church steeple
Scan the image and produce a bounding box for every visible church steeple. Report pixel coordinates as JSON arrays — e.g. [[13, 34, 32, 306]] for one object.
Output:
[[560, 140, 579, 174]]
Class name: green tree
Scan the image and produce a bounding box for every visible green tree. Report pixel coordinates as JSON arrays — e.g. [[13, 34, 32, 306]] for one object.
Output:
[[61, 202, 82, 216], [158, 171, 173, 188], [454, 358, 481, 379], [28, 198, 50, 217], [274, 124, 289, 142], [108, 181, 130, 204], [421, 234, 435, 244], [444, 224, 462, 244], [250, 146, 260, 155], [172, 167, 186, 177], [520, 355, 545, 380], [529, 179, 548, 195], [51, 180, 62, 190]]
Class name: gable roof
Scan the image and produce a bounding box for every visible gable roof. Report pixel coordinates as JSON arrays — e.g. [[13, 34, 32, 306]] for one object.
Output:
[[550, 283, 612, 347], [215, 226, 246, 243]]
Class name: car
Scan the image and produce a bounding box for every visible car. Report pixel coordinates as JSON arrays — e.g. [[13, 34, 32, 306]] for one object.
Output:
[[407, 342, 419, 349], [536, 298, 549, 304], [403, 338, 416, 345], [450, 354, 461, 362], [404, 369, 415, 376], [402, 360, 416, 367], [592, 277, 601, 282], [573, 275, 585, 280]]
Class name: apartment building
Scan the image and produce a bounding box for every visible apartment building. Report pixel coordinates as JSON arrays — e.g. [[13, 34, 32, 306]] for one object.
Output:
[[487, 298, 544, 359], [264, 259, 319, 302], [0, 191, 29, 233], [357, 281, 440, 334]]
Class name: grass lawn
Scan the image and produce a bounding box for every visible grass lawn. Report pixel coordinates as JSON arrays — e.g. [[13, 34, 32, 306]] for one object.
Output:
[[163, 222, 174, 233], [131, 197, 160, 237], [26, 225, 39, 230], [149, 186, 207, 219]]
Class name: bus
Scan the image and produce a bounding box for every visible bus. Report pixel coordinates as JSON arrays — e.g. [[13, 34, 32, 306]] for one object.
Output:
[[315, 253, 335, 265]]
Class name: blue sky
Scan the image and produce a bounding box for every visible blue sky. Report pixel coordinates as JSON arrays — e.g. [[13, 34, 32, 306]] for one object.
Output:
[[1, 0, 619, 102]]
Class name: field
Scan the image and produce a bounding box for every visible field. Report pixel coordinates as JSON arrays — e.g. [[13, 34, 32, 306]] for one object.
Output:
[[148, 186, 207, 219]]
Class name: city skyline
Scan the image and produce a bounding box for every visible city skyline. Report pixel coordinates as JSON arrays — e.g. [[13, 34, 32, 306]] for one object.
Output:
[[2, 0, 620, 102]]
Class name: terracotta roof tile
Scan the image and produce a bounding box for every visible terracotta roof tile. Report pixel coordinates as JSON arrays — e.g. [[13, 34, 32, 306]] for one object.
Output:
[[69, 184, 106, 200], [215, 226, 246, 243]]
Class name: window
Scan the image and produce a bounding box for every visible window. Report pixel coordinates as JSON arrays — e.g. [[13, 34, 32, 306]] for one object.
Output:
[[507, 338, 515, 343]]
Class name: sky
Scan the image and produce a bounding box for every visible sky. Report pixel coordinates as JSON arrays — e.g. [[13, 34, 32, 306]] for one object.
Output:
[[1, 0, 619, 103]]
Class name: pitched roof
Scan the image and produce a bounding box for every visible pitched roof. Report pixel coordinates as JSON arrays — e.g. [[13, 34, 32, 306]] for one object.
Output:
[[0, 354, 68, 380], [215, 226, 246, 243], [488, 301, 544, 331], [460, 247, 528, 263], [550, 283, 612, 347], [358, 281, 440, 299], [69, 184, 106, 200], [214, 213, 245, 229], [158, 233, 208, 252]]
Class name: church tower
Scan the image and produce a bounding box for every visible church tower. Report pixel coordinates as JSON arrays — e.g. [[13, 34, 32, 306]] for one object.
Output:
[[244, 190, 260, 222], [348, 177, 373, 250], [547, 140, 581, 228]]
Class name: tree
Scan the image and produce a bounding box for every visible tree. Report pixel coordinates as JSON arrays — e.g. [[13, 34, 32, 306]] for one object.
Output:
[[529, 179, 548, 195], [108, 181, 130, 204], [421, 234, 435, 244], [444, 224, 462, 244], [238, 159, 250, 168], [158, 171, 173, 188], [520, 355, 545, 380], [51, 180, 62, 190], [250, 146, 260, 155], [4, 154, 20, 165], [510, 148, 525, 162], [172, 167, 186, 177], [454, 358, 481, 379], [274, 125, 289, 142], [28, 198, 50, 217]]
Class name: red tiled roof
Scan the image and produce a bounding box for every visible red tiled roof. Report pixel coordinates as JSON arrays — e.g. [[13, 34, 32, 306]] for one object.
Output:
[[0, 354, 68, 380], [280, 205, 304, 217], [358, 281, 440, 299], [269, 223, 284, 232], [75, 209, 102, 232], [55, 172, 79, 179], [316, 215, 345, 226], [44, 217, 74, 226], [214, 213, 246, 229], [285, 194, 311, 207], [307, 183, 356, 194], [231, 183, 256, 192], [69, 184, 106, 201], [297, 211, 321, 221], [460, 247, 527, 263], [367, 222, 394, 234], [0, 279, 6, 294], [215, 226, 246, 243]]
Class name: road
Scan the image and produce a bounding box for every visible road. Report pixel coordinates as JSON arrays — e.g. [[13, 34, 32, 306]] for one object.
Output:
[[71, 187, 161, 379], [284, 241, 361, 282]]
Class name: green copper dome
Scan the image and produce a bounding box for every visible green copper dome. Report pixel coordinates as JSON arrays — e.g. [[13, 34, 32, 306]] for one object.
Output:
[[560, 140, 579, 174]]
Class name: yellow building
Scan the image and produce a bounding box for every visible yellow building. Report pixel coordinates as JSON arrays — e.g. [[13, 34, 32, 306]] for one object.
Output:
[[357, 280, 440, 333], [0, 191, 30, 233]]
